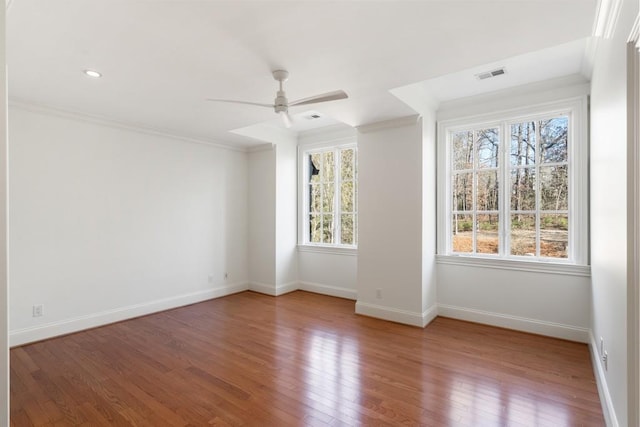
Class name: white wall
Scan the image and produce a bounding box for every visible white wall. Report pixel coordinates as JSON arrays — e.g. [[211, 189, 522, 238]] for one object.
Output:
[[437, 263, 591, 340], [422, 105, 438, 321], [356, 117, 429, 326], [298, 248, 357, 299], [0, 3, 8, 423], [275, 138, 298, 289], [247, 135, 298, 296], [590, 0, 639, 424], [9, 105, 249, 345], [248, 145, 276, 289]]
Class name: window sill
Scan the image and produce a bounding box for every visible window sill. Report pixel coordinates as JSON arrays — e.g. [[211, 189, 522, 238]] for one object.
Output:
[[436, 254, 590, 277], [298, 244, 357, 256]]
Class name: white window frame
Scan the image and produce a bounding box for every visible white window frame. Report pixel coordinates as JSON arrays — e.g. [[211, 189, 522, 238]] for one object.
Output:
[[437, 96, 589, 268], [299, 139, 358, 250]]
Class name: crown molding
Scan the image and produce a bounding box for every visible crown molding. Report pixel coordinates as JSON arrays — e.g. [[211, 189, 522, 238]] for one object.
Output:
[[356, 114, 420, 134], [247, 143, 275, 153], [8, 98, 250, 152], [593, 0, 623, 39]]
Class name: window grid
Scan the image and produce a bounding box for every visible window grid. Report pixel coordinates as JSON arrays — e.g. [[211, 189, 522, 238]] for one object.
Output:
[[451, 128, 501, 256], [507, 115, 570, 260], [305, 145, 357, 247], [448, 114, 571, 260]]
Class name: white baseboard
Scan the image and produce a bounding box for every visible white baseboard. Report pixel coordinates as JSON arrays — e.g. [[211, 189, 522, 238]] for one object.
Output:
[[423, 304, 438, 327], [589, 331, 619, 427], [437, 303, 590, 343], [298, 281, 357, 300], [355, 301, 437, 328], [9, 283, 249, 347], [249, 281, 298, 296]]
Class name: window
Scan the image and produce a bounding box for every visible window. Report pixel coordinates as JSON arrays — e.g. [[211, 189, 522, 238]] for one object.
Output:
[[439, 98, 587, 264], [302, 144, 357, 247]]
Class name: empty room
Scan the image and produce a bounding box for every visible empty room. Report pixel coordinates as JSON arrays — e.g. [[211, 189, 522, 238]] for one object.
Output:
[[1, 0, 640, 426]]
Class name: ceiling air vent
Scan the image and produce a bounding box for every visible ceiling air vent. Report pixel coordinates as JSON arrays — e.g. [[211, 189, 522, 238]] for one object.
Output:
[[475, 67, 506, 80]]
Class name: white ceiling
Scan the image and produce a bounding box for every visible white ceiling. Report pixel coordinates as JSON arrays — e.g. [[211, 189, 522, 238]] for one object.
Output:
[[7, 0, 597, 148]]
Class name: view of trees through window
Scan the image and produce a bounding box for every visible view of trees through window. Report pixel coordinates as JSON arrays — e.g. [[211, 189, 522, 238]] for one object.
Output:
[[307, 146, 357, 246], [451, 115, 569, 259]]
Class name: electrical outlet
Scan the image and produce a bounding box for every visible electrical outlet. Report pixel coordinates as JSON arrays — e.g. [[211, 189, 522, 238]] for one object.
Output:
[[32, 304, 43, 317], [376, 289, 382, 299], [224, 272, 229, 280], [602, 351, 608, 371]]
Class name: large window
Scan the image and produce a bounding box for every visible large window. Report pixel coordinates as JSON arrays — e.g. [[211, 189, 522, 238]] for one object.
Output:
[[439, 98, 587, 265], [302, 144, 357, 247]]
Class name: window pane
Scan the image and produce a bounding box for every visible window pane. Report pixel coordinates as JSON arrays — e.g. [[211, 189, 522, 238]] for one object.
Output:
[[341, 214, 355, 245], [341, 149, 355, 180], [452, 214, 473, 253], [341, 181, 354, 212], [510, 168, 536, 211], [452, 131, 473, 170], [477, 170, 499, 211], [541, 214, 568, 258], [477, 214, 499, 254], [452, 173, 473, 211], [323, 151, 335, 182], [540, 117, 568, 163], [510, 122, 536, 166], [309, 184, 321, 213], [309, 214, 321, 243], [476, 128, 499, 168], [511, 214, 536, 256], [322, 184, 334, 213], [310, 153, 321, 183], [540, 165, 568, 211], [322, 214, 334, 244]]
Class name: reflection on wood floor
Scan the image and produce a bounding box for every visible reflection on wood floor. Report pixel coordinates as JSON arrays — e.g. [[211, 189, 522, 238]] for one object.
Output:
[[10, 291, 604, 426]]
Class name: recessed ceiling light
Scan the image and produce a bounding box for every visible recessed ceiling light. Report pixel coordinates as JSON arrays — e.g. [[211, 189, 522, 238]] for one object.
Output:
[[83, 69, 102, 78]]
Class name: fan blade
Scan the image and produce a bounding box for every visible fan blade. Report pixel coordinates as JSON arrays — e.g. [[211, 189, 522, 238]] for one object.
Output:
[[206, 99, 273, 108], [289, 90, 348, 107], [279, 111, 293, 128]]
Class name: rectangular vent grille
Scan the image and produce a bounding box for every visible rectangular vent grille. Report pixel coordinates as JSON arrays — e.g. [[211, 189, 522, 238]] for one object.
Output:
[[476, 67, 506, 80]]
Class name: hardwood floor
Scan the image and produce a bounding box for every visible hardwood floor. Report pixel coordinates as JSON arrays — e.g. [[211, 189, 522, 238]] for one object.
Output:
[[10, 291, 604, 426]]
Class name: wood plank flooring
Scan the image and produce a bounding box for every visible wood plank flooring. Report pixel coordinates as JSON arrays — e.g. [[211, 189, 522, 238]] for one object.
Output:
[[10, 291, 604, 426]]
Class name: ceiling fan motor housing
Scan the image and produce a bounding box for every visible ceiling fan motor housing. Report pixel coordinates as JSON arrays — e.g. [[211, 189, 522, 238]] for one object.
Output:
[[274, 91, 288, 113], [273, 70, 290, 114]]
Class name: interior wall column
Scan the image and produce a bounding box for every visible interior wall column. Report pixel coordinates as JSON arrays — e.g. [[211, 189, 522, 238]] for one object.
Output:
[[1, 1, 8, 423], [627, 13, 640, 426]]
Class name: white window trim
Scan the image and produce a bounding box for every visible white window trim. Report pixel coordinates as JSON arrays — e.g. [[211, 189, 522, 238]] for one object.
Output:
[[298, 138, 358, 249], [437, 96, 589, 267]]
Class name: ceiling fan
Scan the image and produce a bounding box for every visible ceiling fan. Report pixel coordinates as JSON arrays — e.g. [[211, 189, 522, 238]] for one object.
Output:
[[207, 70, 348, 128]]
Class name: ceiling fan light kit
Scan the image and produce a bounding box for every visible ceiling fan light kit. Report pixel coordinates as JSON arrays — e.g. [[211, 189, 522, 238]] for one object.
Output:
[[207, 69, 348, 129]]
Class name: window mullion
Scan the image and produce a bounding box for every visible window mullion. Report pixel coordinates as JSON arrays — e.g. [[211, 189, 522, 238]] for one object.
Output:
[[472, 132, 477, 254], [319, 155, 324, 244], [535, 121, 541, 257], [334, 148, 341, 245], [501, 121, 510, 257]]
